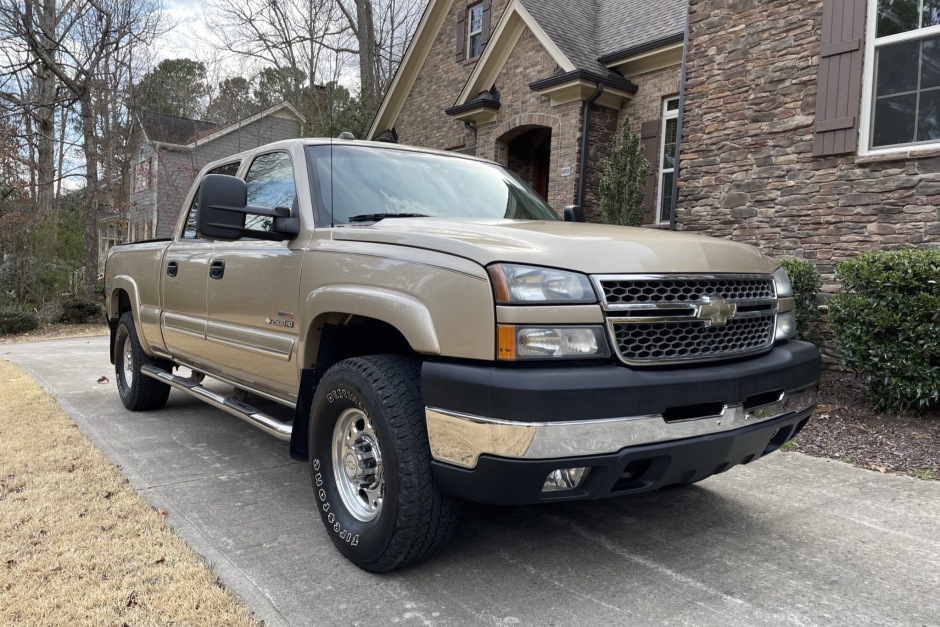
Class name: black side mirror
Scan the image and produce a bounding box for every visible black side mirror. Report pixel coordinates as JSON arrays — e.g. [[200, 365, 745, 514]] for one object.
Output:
[[563, 205, 585, 222], [197, 174, 246, 240], [197, 174, 299, 241]]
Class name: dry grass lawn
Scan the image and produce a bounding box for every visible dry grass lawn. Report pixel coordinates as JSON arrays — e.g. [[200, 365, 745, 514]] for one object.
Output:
[[0, 359, 259, 626], [0, 323, 108, 345]]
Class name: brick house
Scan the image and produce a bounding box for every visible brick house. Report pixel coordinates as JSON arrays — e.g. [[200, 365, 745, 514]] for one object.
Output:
[[367, 0, 687, 225], [678, 0, 940, 290], [109, 102, 305, 255]]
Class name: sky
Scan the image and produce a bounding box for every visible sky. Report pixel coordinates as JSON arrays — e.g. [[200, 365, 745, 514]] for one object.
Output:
[[156, 0, 220, 62]]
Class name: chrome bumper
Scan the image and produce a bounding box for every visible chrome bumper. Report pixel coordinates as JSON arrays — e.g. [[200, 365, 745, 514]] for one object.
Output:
[[425, 386, 817, 469]]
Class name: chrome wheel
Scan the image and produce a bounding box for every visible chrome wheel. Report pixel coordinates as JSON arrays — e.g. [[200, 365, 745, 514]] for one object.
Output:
[[121, 334, 134, 387], [332, 408, 384, 522]]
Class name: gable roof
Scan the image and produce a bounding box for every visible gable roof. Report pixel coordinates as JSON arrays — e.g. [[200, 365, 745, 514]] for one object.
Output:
[[137, 102, 306, 151], [138, 110, 220, 145], [368, 0, 687, 138], [596, 0, 689, 61]]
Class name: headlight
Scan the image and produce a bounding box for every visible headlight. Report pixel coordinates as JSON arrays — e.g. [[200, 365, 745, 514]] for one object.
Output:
[[488, 264, 596, 304], [497, 325, 610, 360], [772, 266, 792, 297]]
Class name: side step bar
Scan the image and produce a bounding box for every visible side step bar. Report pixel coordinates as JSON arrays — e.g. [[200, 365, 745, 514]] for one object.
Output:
[[141, 364, 293, 441]]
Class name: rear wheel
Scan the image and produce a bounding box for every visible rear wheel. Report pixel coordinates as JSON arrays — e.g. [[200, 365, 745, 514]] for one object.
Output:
[[114, 312, 171, 411], [309, 355, 461, 572]]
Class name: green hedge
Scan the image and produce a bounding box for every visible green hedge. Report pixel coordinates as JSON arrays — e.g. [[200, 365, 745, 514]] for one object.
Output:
[[829, 249, 940, 411], [0, 309, 39, 335], [778, 258, 821, 343], [59, 298, 102, 324]]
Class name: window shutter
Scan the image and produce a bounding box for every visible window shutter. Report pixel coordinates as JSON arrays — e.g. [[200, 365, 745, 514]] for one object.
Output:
[[640, 119, 661, 225], [813, 0, 867, 156], [481, 0, 492, 47], [455, 9, 466, 63]]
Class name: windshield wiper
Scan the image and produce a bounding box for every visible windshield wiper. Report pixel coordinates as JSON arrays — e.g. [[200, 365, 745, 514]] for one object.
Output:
[[347, 212, 431, 223]]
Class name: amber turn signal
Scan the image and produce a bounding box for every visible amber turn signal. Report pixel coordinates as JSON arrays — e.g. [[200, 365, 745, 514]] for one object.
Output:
[[497, 324, 517, 361]]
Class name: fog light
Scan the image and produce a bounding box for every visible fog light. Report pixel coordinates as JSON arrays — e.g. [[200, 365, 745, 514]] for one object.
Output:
[[775, 311, 796, 341], [542, 467, 590, 492]]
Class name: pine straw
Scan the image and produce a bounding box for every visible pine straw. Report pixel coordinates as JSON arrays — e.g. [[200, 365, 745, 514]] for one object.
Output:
[[0, 360, 259, 626]]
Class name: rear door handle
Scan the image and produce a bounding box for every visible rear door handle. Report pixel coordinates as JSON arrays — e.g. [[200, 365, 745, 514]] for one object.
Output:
[[209, 259, 225, 280], [166, 260, 178, 277]]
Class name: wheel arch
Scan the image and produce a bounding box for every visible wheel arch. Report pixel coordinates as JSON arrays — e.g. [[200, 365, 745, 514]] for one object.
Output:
[[108, 278, 146, 363], [290, 292, 435, 462]]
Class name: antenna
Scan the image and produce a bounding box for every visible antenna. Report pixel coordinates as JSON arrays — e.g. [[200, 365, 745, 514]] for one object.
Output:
[[329, 77, 335, 228]]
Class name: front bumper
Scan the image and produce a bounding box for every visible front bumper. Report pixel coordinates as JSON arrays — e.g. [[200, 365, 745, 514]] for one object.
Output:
[[430, 407, 814, 504], [421, 341, 820, 504]]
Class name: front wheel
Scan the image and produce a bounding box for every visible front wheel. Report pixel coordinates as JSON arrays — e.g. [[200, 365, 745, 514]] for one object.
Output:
[[309, 355, 461, 572], [114, 312, 171, 411]]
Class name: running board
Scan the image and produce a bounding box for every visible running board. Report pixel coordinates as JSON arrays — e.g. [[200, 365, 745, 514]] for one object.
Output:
[[141, 364, 293, 441]]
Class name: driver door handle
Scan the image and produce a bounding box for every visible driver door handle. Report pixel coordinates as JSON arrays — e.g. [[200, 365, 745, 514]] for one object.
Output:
[[166, 260, 178, 277], [209, 259, 225, 280]]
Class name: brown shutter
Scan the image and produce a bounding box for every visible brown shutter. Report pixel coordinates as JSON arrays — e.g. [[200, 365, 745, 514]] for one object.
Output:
[[813, 0, 867, 156], [481, 0, 492, 47], [640, 119, 661, 225], [455, 9, 466, 62]]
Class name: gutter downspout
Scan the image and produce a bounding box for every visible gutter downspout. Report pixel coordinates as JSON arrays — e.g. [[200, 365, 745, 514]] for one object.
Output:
[[578, 83, 606, 211], [671, 6, 691, 231]]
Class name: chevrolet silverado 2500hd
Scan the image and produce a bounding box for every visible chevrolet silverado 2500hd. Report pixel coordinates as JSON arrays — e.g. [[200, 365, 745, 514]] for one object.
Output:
[[105, 139, 821, 572]]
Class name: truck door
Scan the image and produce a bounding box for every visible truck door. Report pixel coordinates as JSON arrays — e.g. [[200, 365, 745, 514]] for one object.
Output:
[[161, 161, 240, 371], [204, 151, 304, 401]]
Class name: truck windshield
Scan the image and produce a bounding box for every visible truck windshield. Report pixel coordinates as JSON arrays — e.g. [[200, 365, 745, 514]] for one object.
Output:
[[307, 144, 560, 225]]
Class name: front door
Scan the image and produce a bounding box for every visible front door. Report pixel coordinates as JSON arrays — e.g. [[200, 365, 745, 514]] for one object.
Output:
[[204, 151, 305, 401]]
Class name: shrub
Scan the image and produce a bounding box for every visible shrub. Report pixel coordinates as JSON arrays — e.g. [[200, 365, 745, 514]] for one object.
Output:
[[59, 298, 102, 324], [778, 258, 822, 342], [599, 118, 650, 227], [829, 249, 940, 411], [0, 309, 39, 335]]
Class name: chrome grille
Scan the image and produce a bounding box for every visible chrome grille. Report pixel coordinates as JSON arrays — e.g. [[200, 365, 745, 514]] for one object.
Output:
[[610, 315, 775, 363], [600, 277, 775, 307], [593, 274, 778, 365]]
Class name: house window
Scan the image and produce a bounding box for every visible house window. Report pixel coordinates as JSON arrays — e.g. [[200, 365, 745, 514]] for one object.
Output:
[[868, 0, 940, 148], [467, 3, 484, 59], [657, 97, 680, 224]]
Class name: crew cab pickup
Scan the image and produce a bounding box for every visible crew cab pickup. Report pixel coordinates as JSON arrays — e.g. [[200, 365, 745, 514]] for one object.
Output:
[[105, 139, 821, 572]]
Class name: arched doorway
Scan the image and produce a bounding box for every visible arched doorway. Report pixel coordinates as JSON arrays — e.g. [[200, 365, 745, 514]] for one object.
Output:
[[502, 126, 552, 201]]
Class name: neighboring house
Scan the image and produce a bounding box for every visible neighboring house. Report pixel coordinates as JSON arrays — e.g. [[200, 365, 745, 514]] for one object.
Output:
[[677, 0, 940, 290], [105, 102, 305, 261], [368, 0, 687, 224]]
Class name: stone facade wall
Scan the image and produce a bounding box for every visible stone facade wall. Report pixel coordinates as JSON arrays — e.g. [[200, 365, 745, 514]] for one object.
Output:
[[583, 103, 619, 222], [678, 0, 940, 291], [395, 0, 511, 152], [620, 66, 682, 133]]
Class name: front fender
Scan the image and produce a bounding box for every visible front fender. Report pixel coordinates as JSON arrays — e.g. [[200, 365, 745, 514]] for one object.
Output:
[[299, 286, 441, 367]]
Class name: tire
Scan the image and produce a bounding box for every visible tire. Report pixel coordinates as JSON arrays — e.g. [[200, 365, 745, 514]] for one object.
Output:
[[114, 312, 171, 411], [308, 355, 461, 572]]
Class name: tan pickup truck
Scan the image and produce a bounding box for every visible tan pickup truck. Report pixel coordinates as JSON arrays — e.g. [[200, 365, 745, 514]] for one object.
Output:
[[105, 139, 821, 572]]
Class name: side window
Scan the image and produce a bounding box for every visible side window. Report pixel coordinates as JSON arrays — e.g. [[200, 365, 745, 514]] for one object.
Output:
[[182, 161, 240, 239], [245, 152, 297, 232]]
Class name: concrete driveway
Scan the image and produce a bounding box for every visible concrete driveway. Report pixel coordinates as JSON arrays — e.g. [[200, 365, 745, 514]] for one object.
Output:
[[4, 336, 939, 627]]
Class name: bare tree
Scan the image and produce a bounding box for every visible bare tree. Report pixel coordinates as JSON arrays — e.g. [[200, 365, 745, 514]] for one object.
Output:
[[1, 0, 162, 297], [208, 0, 425, 126]]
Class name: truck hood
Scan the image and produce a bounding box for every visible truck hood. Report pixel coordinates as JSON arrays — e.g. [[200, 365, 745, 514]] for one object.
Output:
[[331, 219, 779, 274]]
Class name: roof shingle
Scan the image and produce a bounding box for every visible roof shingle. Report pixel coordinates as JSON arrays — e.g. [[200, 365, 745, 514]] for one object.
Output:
[[519, 0, 686, 73]]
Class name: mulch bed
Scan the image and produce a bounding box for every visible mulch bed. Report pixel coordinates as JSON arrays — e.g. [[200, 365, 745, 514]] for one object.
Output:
[[792, 369, 940, 480]]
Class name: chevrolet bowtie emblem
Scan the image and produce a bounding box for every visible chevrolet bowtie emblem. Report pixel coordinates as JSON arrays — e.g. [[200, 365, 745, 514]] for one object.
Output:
[[696, 296, 737, 326]]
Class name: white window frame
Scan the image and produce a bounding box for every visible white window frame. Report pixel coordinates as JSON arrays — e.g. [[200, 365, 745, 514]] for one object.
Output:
[[859, 1, 940, 156], [467, 3, 484, 60], [656, 97, 680, 224]]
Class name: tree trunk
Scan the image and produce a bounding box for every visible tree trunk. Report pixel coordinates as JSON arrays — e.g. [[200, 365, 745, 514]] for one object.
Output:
[[355, 0, 378, 114], [80, 93, 99, 298], [34, 0, 57, 218]]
